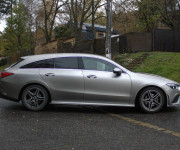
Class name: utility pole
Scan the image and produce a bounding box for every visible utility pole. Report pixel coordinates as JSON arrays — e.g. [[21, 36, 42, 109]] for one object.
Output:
[[105, 0, 112, 59]]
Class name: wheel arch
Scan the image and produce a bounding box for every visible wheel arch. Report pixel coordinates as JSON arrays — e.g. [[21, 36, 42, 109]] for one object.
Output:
[[135, 85, 167, 108], [18, 83, 52, 102]]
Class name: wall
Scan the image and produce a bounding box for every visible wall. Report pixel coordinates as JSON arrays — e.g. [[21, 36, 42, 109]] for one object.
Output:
[[35, 40, 58, 54], [126, 32, 152, 52]]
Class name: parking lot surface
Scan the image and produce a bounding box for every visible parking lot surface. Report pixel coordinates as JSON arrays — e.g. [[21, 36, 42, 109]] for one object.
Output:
[[0, 98, 180, 150]]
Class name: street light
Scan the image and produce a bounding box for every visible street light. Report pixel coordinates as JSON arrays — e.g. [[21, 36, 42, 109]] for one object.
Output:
[[105, 0, 112, 59]]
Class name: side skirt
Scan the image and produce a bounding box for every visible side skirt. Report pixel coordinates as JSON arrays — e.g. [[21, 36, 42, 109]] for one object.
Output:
[[50, 101, 135, 107]]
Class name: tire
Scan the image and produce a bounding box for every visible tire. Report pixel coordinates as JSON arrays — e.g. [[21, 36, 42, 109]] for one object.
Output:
[[21, 85, 49, 111], [138, 87, 165, 113]]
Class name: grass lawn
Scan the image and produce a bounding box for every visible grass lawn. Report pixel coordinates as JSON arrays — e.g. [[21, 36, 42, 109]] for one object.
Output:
[[116, 52, 180, 83], [0, 64, 9, 71]]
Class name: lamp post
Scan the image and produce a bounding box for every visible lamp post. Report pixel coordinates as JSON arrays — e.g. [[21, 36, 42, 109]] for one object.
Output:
[[105, 0, 112, 59]]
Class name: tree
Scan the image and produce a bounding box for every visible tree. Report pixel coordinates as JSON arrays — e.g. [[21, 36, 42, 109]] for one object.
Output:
[[159, 0, 180, 31], [0, 34, 4, 56], [37, 0, 67, 43], [64, 0, 104, 51], [54, 25, 71, 39], [0, 0, 15, 17], [90, 0, 104, 53], [137, 0, 180, 31], [3, 3, 31, 58], [112, 0, 138, 33], [65, 0, 95, 44], [137, 0, 160, 31]]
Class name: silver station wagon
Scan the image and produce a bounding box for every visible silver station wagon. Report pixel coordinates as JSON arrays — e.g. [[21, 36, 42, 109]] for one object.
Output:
[[0, 53, 180, 113]]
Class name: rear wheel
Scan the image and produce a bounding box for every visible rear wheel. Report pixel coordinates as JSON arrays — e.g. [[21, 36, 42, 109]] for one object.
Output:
[[138, 87, 165, 113], [21, 85, 49, 111]]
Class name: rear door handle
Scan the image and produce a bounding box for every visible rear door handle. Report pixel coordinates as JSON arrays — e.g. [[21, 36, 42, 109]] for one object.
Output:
[[45, 73, 55, 76], [87, 75, 97, 79]]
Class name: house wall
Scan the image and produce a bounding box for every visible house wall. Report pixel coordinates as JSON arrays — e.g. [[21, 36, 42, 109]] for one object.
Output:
[[96, 31, 105, 39]]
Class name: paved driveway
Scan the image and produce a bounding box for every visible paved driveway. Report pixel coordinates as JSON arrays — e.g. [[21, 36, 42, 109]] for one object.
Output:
[[0, 98, 179, 150]]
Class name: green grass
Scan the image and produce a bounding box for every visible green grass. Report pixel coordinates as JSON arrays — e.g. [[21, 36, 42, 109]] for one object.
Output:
[[0, 64, 9, 71], [114, 52, 148, 68], [133, 52, 180, 83], [115, 52, 180, 83]]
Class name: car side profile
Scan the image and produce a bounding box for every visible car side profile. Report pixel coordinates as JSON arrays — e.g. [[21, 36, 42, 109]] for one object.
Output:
[[0, 53, 180, 113]]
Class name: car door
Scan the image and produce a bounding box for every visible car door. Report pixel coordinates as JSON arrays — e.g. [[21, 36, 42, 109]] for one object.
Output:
[[39, 57, 84, 103], [81, 57, 131, 105]]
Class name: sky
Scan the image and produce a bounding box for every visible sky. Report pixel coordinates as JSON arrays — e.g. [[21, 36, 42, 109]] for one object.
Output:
[[0, 20, 6, 32]]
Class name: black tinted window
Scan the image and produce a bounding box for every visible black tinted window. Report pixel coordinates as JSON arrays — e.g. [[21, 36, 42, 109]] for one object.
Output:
[[82, 57, 116, 72], [54, 57, 78, 69], [21, 59, 54, 68]]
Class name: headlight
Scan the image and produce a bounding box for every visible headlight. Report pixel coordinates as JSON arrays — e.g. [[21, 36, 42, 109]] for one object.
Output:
[[166, 83, 180, 90]]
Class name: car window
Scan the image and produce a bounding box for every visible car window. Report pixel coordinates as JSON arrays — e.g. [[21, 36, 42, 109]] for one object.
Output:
[[54, 57, 78, 69], [82, 57, 116, 72], [21, 59, 54, 68]]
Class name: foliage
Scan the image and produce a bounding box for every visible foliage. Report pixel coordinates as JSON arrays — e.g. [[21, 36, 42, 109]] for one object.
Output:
[[0, 0, 15, 17], [0, 35, 4, 55], [137, 0, 160, 31], [54, 25, 71, 39], [112, 0, 139, 33], [3, 4, 31, 58], [137, 0, 180, 31], [159, 0, 180, 31]]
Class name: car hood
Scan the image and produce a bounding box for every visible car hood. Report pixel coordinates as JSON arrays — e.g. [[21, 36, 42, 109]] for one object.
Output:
[[134, 72, 179, 84]]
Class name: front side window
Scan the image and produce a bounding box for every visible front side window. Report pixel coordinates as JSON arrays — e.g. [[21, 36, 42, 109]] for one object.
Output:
[[54, 57, 78, 69], [21, 59, 54, 68], [82, 57, 116, 72]]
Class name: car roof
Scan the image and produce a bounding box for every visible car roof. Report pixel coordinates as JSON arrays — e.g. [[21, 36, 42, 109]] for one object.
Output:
[[22, 53, 110, 61]]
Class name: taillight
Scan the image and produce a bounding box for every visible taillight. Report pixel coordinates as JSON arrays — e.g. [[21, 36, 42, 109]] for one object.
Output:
[[1, 72, 14, 78]]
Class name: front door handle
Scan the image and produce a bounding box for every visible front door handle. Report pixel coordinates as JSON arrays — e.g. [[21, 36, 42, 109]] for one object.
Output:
[[87, 75, 97, 79], [45, 73, 55, 76]]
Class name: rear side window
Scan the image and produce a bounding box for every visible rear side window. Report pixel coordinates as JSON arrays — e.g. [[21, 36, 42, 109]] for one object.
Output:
[[21, 59, 54, 68], [54, 57, 78, 69]]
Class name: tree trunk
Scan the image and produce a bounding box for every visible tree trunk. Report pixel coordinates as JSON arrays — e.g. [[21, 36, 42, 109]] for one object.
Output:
[[91, 0, 95, 54]]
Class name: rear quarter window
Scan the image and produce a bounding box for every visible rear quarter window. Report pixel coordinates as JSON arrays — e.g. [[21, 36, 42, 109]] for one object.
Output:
[[21, 59, 54, 68]]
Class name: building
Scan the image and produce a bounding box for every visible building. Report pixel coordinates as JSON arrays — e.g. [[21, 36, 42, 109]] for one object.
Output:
[[81, 23, 119, 40]]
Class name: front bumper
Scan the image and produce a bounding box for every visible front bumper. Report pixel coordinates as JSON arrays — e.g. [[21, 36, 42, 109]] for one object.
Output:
[[169, 95, 180, 106], [162, 85, 180, 107]]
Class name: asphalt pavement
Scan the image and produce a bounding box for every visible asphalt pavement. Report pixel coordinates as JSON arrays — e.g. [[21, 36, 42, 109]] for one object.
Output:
[[0, 98, 179, 150]]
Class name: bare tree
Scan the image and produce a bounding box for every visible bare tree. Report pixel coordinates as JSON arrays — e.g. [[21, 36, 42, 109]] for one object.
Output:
[[112, 0, 138, 33], [160, 0, 180, 31], [38, 0, 67, 43]]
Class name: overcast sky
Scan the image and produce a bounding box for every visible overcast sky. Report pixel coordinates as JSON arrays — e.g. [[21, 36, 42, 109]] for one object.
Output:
[[0, 20, 6, 32]]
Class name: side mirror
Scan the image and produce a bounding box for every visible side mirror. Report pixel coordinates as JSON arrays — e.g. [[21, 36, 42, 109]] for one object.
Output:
[[113, 68, 122, 76]]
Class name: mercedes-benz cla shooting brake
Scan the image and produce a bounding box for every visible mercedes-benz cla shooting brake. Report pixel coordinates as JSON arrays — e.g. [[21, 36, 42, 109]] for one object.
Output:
[[0, 53, 180, 113]]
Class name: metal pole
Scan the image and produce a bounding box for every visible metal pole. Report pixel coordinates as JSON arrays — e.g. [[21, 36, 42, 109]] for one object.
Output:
[[105, 0, 112, 59]]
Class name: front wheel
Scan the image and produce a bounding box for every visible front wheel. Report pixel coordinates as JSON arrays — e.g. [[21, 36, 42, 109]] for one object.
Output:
[[21, 85, 49, 111], [138, 87, 165, 113]]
